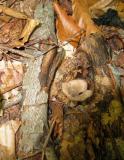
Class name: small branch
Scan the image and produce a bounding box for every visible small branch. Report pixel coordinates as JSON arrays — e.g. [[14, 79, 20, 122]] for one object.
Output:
[[37, 29, 85, 57], [41, 120, 56, 160], [47, 48, 65, 89], [0, 45, 35, 59], [0, 83, 22, 94], [40, 48, 57, 89]]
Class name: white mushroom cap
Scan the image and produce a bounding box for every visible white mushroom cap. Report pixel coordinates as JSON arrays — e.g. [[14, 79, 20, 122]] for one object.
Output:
[[62, 79, 92, 101]]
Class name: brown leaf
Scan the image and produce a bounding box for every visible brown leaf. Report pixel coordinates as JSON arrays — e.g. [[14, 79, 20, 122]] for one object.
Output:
[[0, 120, 21, 158], [87, 0, 99, 7], [18, 19, 40, 46], [90, 0, 114, 11], [114, 52, 124, 68], [72, 0, 100, 36], [54, 2, 82, 47], [116, 1, 124, 19], [0, 19, 24, 46], [50, 100, 63, 138], [0, 5, 27, 19]]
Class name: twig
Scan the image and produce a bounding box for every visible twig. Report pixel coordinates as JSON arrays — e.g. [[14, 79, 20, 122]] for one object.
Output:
[[59, 28, 84, 47], [0, 45, 35, 59], [47, 49, 65, 89], [37, 29, 85, 57], [41, 120, 56, 160], [0, 83, 22, 94], [40, 48, 57, 89], [39, 45, 58, 56]]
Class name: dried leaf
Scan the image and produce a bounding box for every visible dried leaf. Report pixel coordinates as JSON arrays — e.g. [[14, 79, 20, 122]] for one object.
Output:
[[89, 0, 115, 18], [72, 0, 100, 35], [0, 60, 23, 93], [90, 0, 124, 19], [90, 0, 114, 10], [0, 15, 11, 22], [0, 120, 21, 159], [50, 100, 63, 138], [116, 1, 124, 19], [95, 75, 112, 87], [0, 19, 24, 46], [54, 2, 82, 47], [87, 0, 99, 7], [16, 19, 40, 46], [0, 5, 28, 19], [87, 121, 96, 142]]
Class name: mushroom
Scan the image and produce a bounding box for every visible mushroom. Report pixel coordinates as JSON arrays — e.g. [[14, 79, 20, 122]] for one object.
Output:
[[62, 79, 93, 101]]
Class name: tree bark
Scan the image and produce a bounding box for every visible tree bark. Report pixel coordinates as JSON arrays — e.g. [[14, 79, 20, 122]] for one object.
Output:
[[18, 1, 56, 158]]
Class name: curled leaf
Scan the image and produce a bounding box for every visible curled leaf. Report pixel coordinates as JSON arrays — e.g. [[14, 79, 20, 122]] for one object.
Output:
[[16, 19, 40, 46], [54, 2, 82, 47]]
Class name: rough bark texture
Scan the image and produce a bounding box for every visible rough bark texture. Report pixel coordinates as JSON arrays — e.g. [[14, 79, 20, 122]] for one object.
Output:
[[18, 1, 56, 158]]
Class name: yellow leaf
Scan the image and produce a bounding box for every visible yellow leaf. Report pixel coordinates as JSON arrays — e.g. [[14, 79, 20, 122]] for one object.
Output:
[[0, 5, 28, 19], [19, 19, 40, 44]]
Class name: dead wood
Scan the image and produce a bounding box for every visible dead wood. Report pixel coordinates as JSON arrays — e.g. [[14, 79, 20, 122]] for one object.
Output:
[[17, 1, 57, 159], [40, 48, 57, 90], [0, 45, 35, 59]]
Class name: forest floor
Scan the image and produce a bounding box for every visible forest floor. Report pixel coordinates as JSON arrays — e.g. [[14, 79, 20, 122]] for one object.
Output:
[[0, 0, 124, 160]]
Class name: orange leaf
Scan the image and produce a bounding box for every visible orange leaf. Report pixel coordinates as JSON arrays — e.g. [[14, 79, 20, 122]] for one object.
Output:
[[54, 2, 82, 47], [72, 0, 100, 36]]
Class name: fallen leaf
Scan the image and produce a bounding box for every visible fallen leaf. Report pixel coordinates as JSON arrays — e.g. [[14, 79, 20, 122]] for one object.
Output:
[[54, 2, 82, 47], [0, 60, 23, 93], [18, 18, 40, 46], [72, 0, 100, 35], [0, 120, 21, 159], [0, 19, 24, 46], [90, 0, 114, 11], [116, 1, 124, 19], [50, 100, 63, 138], [0, 15, 11, 22], [0, 5, 28, 19]]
